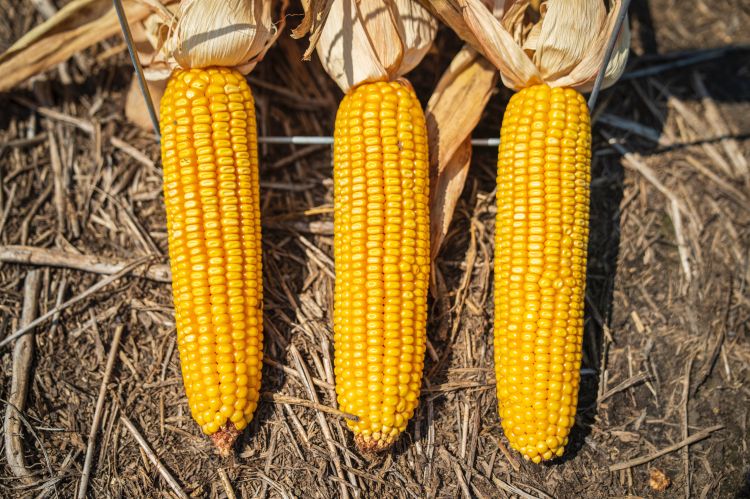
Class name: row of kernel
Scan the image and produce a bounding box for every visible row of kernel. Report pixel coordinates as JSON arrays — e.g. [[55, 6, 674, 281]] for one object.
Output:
[[380, 83, 403, 433]]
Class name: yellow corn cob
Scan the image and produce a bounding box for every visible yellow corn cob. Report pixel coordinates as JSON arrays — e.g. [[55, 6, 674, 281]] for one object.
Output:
[[494, 84, 590, 463], [160, 67, 263, 454], [333, 80, 430, 453]]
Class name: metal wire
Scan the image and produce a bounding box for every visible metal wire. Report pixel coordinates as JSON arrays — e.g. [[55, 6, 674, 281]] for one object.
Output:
[[113, 0, 161, 140], [257, 136, 501, 147], [587, 0, 632, 112]]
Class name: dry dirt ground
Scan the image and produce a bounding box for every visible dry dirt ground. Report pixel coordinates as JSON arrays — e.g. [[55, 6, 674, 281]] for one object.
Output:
[[1, 1, 749, 498]]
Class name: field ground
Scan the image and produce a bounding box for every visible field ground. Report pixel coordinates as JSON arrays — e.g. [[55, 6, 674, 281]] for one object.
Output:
[[1, 0, 749, 497]]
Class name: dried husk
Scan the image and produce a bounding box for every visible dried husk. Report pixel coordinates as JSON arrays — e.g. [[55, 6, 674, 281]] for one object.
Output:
[[433, 0, 630, 91], [311, 0, 438, 91], [426, 47, 497, 260], [152, 0, 280, 75], [291, 0, 335, 59]]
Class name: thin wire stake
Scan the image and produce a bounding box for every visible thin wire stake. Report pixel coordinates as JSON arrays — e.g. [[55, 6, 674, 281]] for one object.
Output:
[[587, 0, 632, 112], [256, 136, 501, 147], [113, 0, 161, 140], [259, 136, 333, 145]]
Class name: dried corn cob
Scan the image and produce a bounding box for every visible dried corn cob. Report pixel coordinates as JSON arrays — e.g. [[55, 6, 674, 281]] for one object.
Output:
[[333, 80, 430, 452], [160, 67, 263, 454], [494, 84, 590, 463]]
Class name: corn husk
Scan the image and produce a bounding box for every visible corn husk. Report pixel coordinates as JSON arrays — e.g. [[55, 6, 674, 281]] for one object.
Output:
[[149, 0, 281, 75], [291, 0, 334, 60], [428, 0, 630, 91], [301, 0, 437, 91], [126, 0, 286, 129]]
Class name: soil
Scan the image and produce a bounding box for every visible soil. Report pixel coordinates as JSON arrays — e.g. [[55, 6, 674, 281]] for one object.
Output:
[[1, 1, 749, 498]]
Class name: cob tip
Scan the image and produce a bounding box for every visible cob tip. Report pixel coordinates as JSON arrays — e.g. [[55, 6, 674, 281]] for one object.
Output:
[[354, 433, 397, 455], [209, 422, 242, 457]]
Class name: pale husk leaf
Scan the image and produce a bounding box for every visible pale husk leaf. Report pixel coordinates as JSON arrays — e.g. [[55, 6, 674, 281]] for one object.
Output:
[[416, 0, 482, 49], [454, 0, 630, 91], [0, 0, 160, 92], [315, 0, 388, 91], [554, 4, 630, 92], [534, 0, 606, 81], [141, 6, 178, 80], [358, 0, 404, 74], [314, 0, 437, 91], [426, 46, 497, 259], [460, 0, 543, 90], [390, 0, 438, 76], [501, 0, 529, 41], [163, 0, 277, 74]]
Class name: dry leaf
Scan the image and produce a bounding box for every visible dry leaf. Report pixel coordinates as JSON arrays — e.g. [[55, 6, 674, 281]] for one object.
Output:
[[464, 0, 630, 91], [0, 0, 160, 92], [461, 0, 543, 89], [534, 0, 606, 81], [426, 46, 497, 259], [648, 468, 671, 492], [430, 138, 473, 261], [140, 6, 177, 81], [312, 0, 437, 91]]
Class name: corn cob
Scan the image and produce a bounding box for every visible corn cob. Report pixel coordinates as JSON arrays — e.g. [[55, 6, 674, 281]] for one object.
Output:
[[160, 67, 263, 454], [333, 80, 430, 453], [494, 84, 590, 463]]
